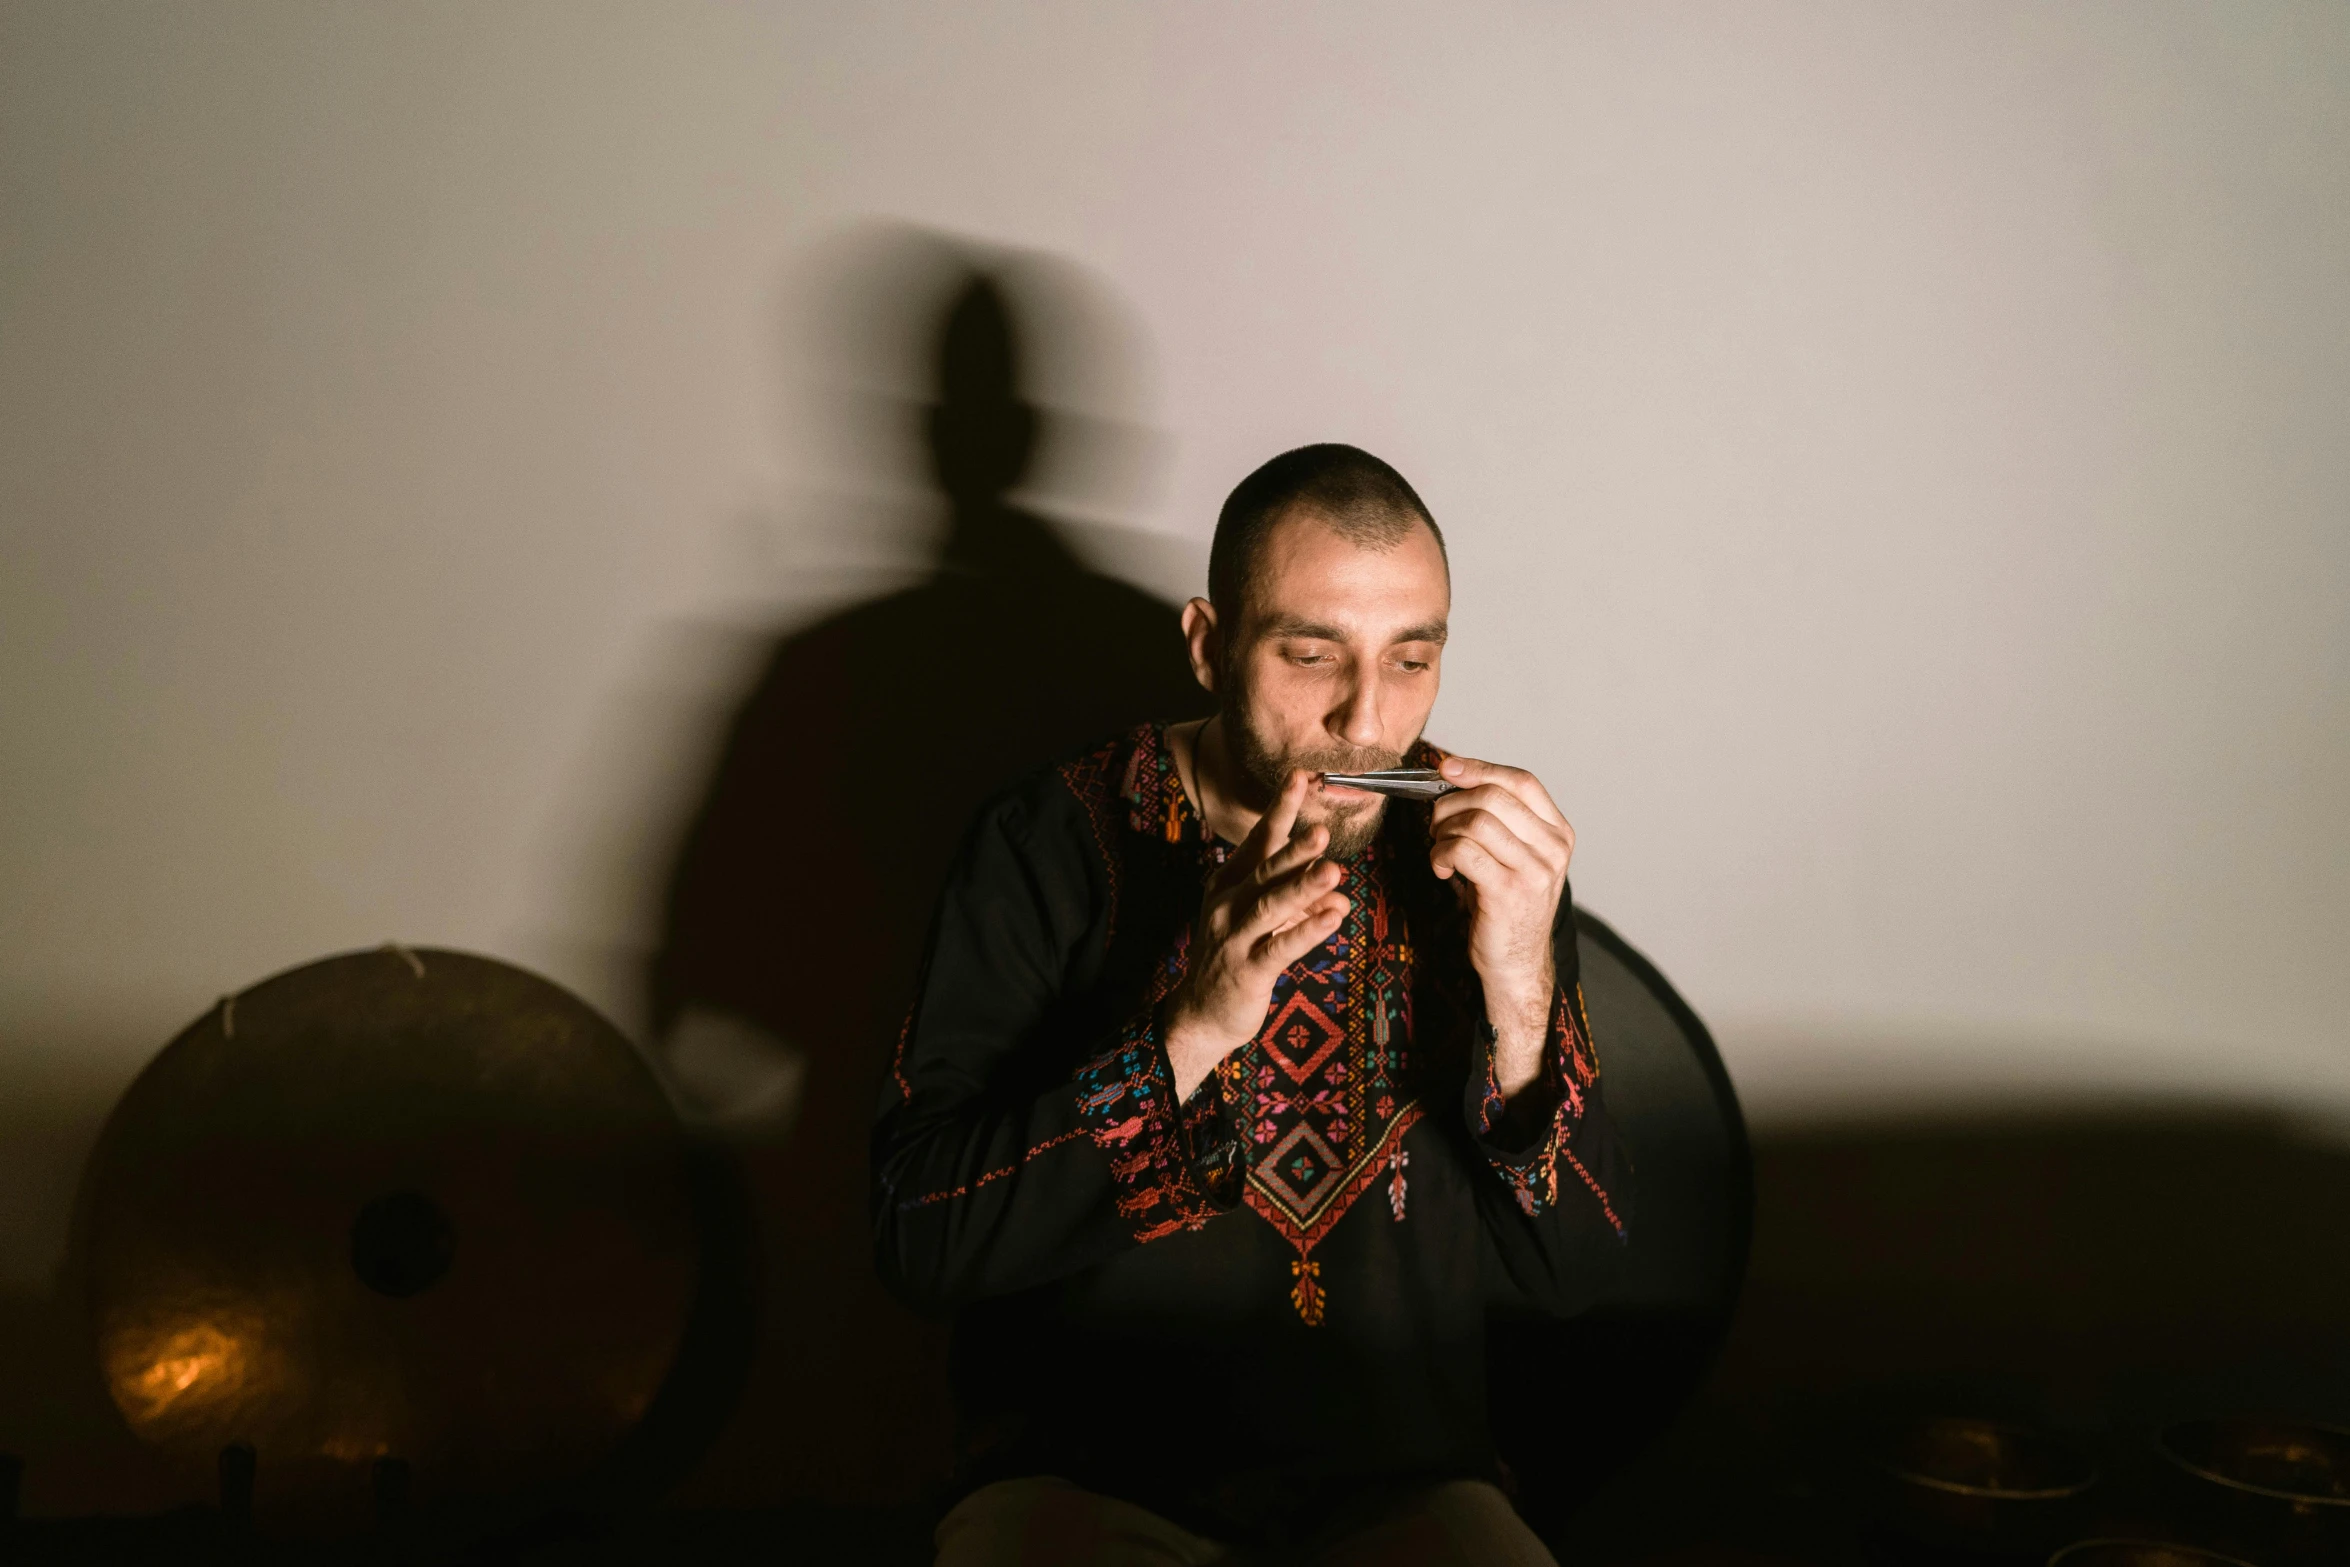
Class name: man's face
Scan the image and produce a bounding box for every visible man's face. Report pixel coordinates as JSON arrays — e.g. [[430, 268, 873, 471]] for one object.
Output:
[[1209, 510, 1450, 858]]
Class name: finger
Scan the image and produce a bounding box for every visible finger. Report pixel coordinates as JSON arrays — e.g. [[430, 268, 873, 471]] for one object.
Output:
[[1240, 769, 1315, 868], [1431, 785, 1560, 863], [1436, 755, 1566, 828], [1258, 819, 1330, 882], [1431, 807, 1540, 873], [1239, 858, 1345, 938], [1429, 833, 1510, 888], [1208, 827, 1324, 915], [1255, 893, 1350, 969]]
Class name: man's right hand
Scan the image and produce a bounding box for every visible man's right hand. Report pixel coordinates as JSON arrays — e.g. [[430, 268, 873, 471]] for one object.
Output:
[[1164, 770, 1350, 1100]]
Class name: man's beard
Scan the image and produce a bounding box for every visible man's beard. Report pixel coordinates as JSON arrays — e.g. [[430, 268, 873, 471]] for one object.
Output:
[[1226, 707, 1404, 862]]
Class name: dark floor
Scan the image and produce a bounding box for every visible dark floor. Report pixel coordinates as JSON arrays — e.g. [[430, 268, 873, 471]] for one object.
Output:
[[7, 1107, 2348, 1563], [1550, 1106, 2350, 1567]]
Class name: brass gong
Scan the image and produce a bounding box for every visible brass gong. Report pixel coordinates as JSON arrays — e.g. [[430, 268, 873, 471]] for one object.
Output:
[[81, 947, 698, 1525]]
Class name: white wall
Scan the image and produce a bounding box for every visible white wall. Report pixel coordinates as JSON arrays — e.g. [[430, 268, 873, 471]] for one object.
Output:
[[5, 0, 2347, 1286]]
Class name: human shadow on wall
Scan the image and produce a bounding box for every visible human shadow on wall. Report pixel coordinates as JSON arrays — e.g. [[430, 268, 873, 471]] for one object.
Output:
[[647, 240, 1210, 1505]]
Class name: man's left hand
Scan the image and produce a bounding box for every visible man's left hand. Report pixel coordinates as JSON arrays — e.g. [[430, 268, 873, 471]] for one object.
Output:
[[1428, 755, 1575, 1101]]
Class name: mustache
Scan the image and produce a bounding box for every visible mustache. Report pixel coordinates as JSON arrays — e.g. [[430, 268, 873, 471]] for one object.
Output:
[[1294, 745, 1405, 783]]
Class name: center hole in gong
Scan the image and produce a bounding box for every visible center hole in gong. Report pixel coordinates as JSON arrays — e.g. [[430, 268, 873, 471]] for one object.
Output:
[[351, 1190, 454, 1297]]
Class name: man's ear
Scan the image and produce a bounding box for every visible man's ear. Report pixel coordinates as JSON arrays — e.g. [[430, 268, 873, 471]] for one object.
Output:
[[1179, 597, 1221, 694]]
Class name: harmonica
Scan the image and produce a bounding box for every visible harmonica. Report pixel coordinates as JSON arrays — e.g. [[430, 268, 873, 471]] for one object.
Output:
[[1318, 768, 1459, 800]]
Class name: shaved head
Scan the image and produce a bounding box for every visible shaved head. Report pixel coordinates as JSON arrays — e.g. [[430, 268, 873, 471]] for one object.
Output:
[[1207, 444, 1447, 629]]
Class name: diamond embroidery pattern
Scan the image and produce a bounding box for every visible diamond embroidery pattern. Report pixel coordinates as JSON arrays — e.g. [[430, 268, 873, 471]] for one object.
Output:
[[1257, 1120, 1344, 1213], [1213, 844, 1422, 1326], [1118, 729, 1432, 1327], [1232, 860, 1420, 1251]]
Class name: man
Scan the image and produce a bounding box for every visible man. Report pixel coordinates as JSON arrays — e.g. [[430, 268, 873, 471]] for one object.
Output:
[[874, 444, 1632, 1565]]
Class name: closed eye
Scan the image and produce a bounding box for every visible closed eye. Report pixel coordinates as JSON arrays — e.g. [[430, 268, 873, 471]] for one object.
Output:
[[1391, 643, 1440, 674]]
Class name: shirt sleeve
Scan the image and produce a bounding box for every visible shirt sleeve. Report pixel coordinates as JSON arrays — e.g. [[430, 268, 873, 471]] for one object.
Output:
[[1461, 910, 1636, 1316], [871, 791, 1240, 1316]]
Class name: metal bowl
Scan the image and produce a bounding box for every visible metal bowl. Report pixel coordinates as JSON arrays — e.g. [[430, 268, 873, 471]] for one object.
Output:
[[2048, 1542, 2260, 1567], [1864, 1415, 2100, 1554], [2156, 1417, 2350, 1564], [1883, 1415, 2102, 1500], [2158, 1418, 2350, 1512]]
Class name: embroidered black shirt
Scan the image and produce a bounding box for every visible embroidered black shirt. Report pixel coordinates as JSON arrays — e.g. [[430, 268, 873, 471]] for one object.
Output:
[[872, 724, 1632, 1541]]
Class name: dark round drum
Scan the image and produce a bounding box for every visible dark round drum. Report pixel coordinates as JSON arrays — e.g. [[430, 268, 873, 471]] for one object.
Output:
[[1490, 908, 1752, 1534], [81, 947, 701, 1529]]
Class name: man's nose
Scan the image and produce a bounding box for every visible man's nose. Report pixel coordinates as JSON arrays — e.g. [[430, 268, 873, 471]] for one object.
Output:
[[1329, 665, 1384, 749]]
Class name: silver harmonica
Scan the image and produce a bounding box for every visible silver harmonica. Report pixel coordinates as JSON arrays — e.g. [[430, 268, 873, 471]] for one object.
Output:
[[1319, 768, 1459, 800]]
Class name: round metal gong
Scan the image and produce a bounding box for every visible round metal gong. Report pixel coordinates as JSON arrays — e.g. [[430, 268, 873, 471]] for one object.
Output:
[[81, 947, 698, 1523], [1488, 908, 1753, 1538]]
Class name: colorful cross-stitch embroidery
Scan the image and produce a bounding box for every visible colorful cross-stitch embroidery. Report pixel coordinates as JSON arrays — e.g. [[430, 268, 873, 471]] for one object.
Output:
[[1090, 728, 1432, 1323], [1227, 842, 1425, 1323], [1055, 724, 1622, 1323]]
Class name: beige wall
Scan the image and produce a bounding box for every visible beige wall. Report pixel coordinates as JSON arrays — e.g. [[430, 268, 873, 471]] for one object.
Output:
[[4, 0, 2347, 1286]]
